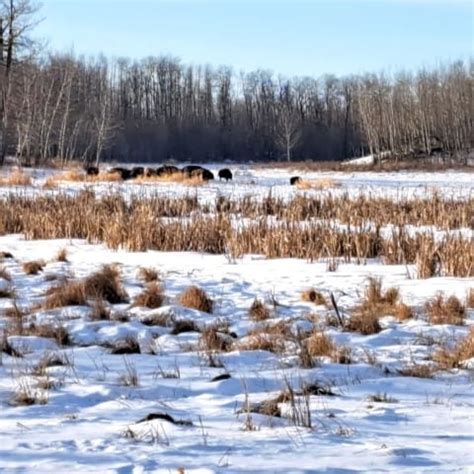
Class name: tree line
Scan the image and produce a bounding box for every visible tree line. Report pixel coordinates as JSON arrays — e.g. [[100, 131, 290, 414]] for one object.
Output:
[[1, 1, 472, 166]]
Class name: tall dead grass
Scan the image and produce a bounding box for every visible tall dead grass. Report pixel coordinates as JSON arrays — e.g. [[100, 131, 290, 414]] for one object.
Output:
[[0, 192, 472, 276]]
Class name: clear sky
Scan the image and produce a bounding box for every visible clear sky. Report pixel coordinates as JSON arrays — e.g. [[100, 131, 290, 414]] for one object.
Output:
[[34, 0, 473, 77]]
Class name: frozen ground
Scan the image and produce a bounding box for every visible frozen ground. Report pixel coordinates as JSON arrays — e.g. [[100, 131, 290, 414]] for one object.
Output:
[[0, 167, 473, 473]]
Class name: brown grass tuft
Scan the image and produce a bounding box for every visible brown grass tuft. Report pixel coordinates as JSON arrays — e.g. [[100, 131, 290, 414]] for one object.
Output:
[[248, 298, 270, 321], [305, 331, 335, 357], [425, 293, 465, 325], [301, 288, 326, 305], [433, 328, 474, 370], [346, 308, 382, 335], [56, 248, 68, 262], [393, 302, 414, 321], [43, 280, 87, 309], [133, 282, 164, 309], [199, 327, 233, 352], [178, 285, 213, 313], [22, 260, 45, 275], [137, 267, 160, 284], [90, 299, 111, 320], [83, 264, 128, 304], [398, 363, 435, 379]]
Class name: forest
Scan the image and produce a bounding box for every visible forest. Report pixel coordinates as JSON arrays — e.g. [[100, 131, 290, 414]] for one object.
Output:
[[0, 1, 472, 166]]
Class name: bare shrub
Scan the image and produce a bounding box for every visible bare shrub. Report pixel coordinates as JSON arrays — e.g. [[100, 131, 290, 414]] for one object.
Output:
[[133, 282, 164, 309], [178, 286, 213, 313], [425, 293, 465, 325], [137, 267, 160, 284], [301, 289, 326, 305], [248, 298, 270, 321], [23, 260, 45, 275]]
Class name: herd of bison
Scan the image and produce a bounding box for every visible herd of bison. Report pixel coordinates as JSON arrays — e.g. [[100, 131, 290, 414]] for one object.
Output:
[[85, 164, 303, 185]]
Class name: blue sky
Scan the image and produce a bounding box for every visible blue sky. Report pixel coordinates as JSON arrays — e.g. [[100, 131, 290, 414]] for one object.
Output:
[[34, 0, 472, 76]]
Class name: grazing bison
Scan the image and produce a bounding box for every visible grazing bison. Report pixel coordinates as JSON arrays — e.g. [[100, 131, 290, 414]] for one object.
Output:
[[290, 176, 301, 185], [156, 165, 180, 176], [182, 165, 204, 176], [85, 166, 99, 176], [191, 168, 214, 181], [218, 168, 233, 182], [109, 167, 132, 180], [130, 167, 145, 179], [144, 167, 157, 177]]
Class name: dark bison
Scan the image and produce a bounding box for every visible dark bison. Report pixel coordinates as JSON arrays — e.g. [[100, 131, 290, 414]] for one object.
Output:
[[109, 167, 132, 180], [85, 166, 99, 176], [182, 165, 204, 176], [191, 168, 214, 181], [218, 168, 233, 182], [144, 167, 157, 177], [156, 165, 180, 176], [290, 176, 301, 185], [130, 167, 145, 179]]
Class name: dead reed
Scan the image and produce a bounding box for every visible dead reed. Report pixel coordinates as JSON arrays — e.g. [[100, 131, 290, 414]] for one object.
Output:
[[425, 293, 465, 325]]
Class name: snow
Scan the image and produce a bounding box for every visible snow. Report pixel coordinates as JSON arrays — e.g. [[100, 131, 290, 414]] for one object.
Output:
[[0, 167, 473, 472]]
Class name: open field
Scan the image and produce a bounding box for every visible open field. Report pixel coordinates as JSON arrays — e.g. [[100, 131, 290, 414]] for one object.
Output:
[[0, 165, 473, 473]]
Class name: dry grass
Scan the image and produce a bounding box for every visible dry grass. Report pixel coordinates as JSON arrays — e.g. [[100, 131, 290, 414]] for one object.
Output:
[[393, 302, 414, 321], [199, 327, 233, 352], [305, 331, 335, 357], [43, 280, 87, 309], [0, 170, 32, 186], [301, 288, 326, 305], [56, 248, 68, 262], [137, 267, 160, 284], [134, 171, 205, 187], [345, 308, 382, 335], [433, 328, 474, 370], [296, 177, 340, 190], [466, 288, 474, 309], [22, 260, 45, 275], [178, 286, 213, 313], [133, 282, 164, 309], [83, 265, 128, 304], [398, 363, 436, 379], [425, 293, 465, 325], [44, 170, 123, 187], [90, 299, 111, 321], [248, 298, 270, 321]]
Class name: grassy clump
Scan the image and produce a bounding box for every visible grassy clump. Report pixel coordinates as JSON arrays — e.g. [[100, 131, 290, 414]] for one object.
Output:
[[425, 293, 465, 325], [178, 286, 213, 313]]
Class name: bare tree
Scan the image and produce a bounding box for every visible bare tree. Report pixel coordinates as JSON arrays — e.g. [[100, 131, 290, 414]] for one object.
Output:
[[275, 104, 301, 161], [0, 0, 40, 165]]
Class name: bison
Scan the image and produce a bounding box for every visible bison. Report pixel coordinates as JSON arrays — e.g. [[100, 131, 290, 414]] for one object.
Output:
[[191, 168, 214, 181], [108, 167, 132, 180], [182, 165, 204, 176], [85, 166, 99, 176], [290, 176, 301, 185], [130, 167, 145, 179], [156, 165, 180, 176], [145, 167, 157, 177], [218, 168, 233, 182]]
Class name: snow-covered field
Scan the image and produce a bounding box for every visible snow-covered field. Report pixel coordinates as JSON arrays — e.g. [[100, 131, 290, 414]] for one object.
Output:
[[0, 165, 473, 473]]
